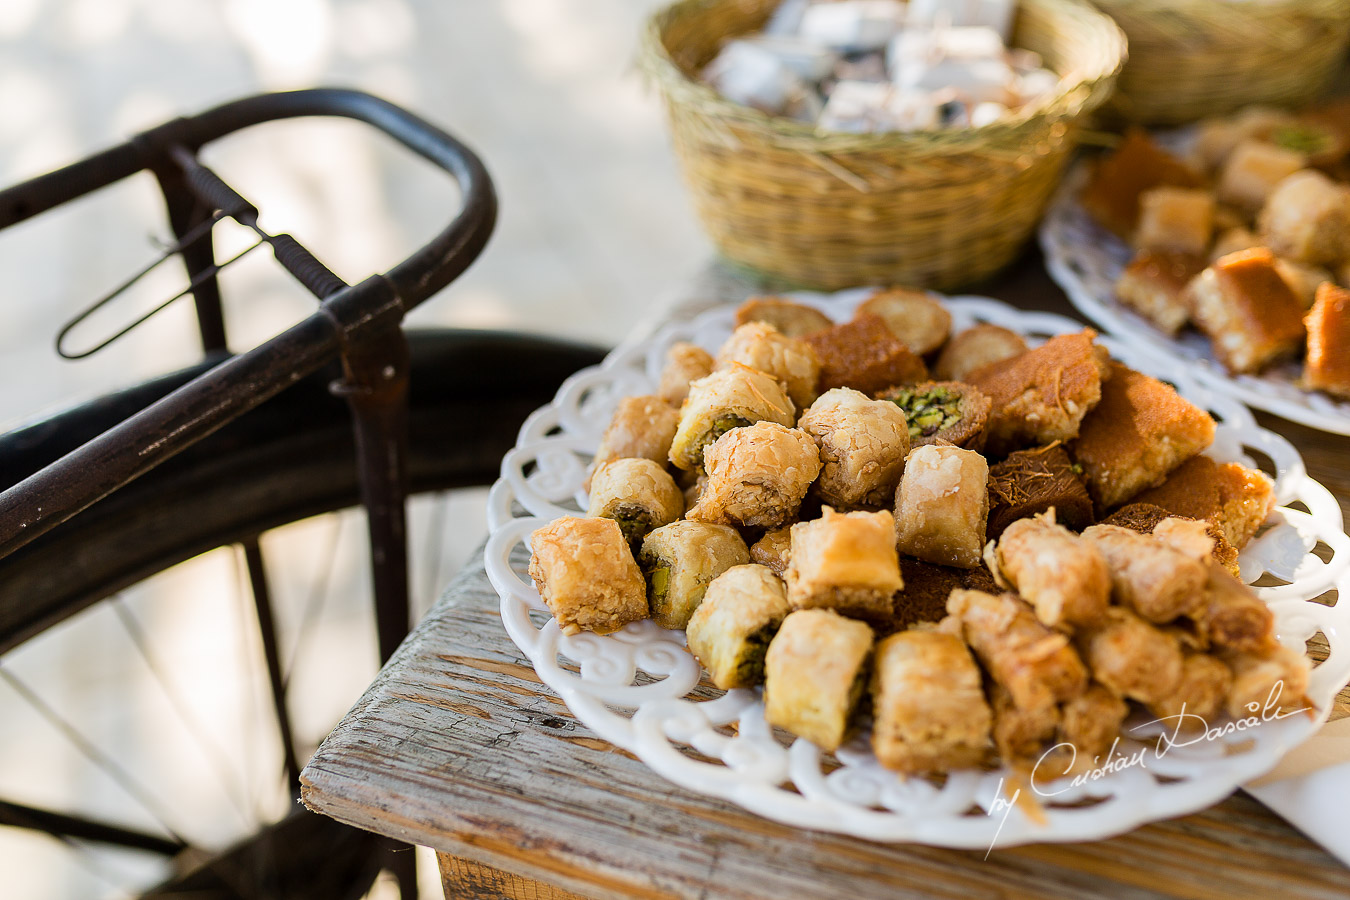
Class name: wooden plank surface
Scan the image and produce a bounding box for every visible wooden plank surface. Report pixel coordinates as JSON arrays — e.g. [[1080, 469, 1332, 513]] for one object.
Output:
[[300, 254, 1350, 898]]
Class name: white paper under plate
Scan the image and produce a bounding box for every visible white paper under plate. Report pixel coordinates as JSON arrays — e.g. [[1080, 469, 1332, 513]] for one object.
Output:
[[484, 288, 1350, 848], [1040, 160, 1350, 436]]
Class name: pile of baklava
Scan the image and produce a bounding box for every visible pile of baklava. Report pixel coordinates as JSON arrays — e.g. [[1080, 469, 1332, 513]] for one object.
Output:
[[528, 290, 1311, 777], [1083, 102, 1350, 398]]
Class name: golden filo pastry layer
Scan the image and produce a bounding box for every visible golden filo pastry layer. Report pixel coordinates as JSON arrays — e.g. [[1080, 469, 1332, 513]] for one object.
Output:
[[1146, 651, 1232, 730], [685, 564, 790, 690], [798, 387, 910, 510], [587, 458, 684, 546], [933, 324, 1027, 382], [658, 342, 715, 406], [1222, 644, 1312, 719], [1081, 524, 1206, 624], [856, 287, 952, 356], [639, 520, 749, 631], [764, 609, 874, 752], [749, 527, 792, 578], [528, 516, 648, 636], [786, 507, 902, 621], [587, 395, 680, 490], [716, 322, 820, 411], [998, 513, 1111, 631], [688, 421, 821, 529], [1077, 607, 1184, 706], [668, 363, 795, 471], [893, 444, 989, 569], [1052, 683, 1128, 776]]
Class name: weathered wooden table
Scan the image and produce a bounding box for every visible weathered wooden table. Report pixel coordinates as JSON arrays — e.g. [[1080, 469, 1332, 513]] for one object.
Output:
[[301, 253, 1350, 899]]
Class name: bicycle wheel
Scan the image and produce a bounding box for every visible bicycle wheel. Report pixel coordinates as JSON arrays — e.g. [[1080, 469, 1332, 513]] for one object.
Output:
[[0, 328, 606, 898]]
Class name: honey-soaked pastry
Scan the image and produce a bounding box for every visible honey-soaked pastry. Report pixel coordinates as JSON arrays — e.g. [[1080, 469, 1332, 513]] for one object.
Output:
[[764, 609, 874, 751], [1077, 607, 1184, 706], [735, 295, 833, 338], [588, 395, 681, 489], [658, 342, 715, 406], [587, 458, 684, 547], [875, 381, 991, 452], [933, 324, 1028, 382], [1148, 512, 1240, 576], [1184, 248, 1307, 375], [529, 516, 648, 636], [685, 564, 790, 689], [639, 520, 750, 630], [1055, 683, 1128, 775], [688, 421, 821, 529], [880, 558, 965, 635], [1191, 563, 1276, 655], [1259, 170, 1350, 267], [798, 388, 910, 509], [716, 322, 821, 410], [787, 508, 903, 621], [1223, 644, 1313, 719], [856, 287, 952, 356], [1081, 129, 1203, 239], [1114, 249, 1206, 336], [967, 330, 1108, 456], [749, 526, 792, 577], [1209, 226, 1262, 262], [997, 512, 1110, 630], [871, 627, 992, 774], [1146, 652, 1232, 730], [1305, 283, 1350, 399], [1217, 139, 1306, 212], [1073, 362, 1216, 509], [893, 444, 989, 569], [1134, 186, 1214, 256], [1274, 258, 1333, 309], [990, 683, 1059, 766], [1081, 524, 1207, 624], [668, 363, 795, 471], [1133, 455, 1275, 550], [945, 590, 1088, 713], [803, 313, 928, 396], [986, 444, 1094, 539]]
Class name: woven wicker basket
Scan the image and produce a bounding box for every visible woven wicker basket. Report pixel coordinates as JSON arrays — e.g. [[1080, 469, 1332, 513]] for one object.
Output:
[[641, 0, 1125, 291], [1096, 0, 1350, 126]]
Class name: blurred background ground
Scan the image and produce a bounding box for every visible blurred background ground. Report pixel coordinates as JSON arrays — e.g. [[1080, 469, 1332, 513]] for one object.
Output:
[[0, 1, 708, 896]]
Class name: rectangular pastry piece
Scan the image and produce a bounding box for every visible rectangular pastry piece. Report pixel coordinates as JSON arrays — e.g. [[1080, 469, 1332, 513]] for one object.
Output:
[[717, 322, 821, 410], [749, 526, 792, 577], [1258, 170, 1350, 266], [933, 323, 1027, 382], [1134, 186, 1214, 256], [996, 512, 1110, 630], [966, 329, 1107, 455], [668, 363, 796, 471], [687, 421, 821, 529], [798, 387, 910, 509], [764, 608, 875, 751], [639, 520, 749, 630], [786, 507, 903, 620], [1190, 563, 1276, 655], [990, 683, 1059, 766], [658, 342, 715, 406], [876, 381, 991, 452], [735, 296, 834, 338], [1081, 129, 1203, 239], [1072, 361, 1216, 509], [1275, 257, 1333, 309], [1209, 226, 1261, 262], [528, 516, 648, 636], [1217, 139, 1306, 212], [1223, 644, 1313, 719], [986, 443, 1094, 539], [685, 564, 791, 689], [802, 313, 928, 395], [945, 589, 1088, 713], [1184, 248, 1306, 374], [856, 287, 952, 356], [893, 444, 989, 569], [588, 395, 681, 489], [587, 458, 684, 547], [1132, 455, 1276, 551], [1077, 607, 1184, 706], [1080, 524, 1207, 624], [1146, 651, 1232, 730], [1304, 282, 1350, 399], [1114, 249, 1206, 336], [870, 627, 992, 773]]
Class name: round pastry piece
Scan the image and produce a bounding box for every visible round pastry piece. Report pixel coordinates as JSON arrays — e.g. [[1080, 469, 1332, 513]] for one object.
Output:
[[639, 520, 749, 631], [587, 394, 681, 490], [734, 296, 833, 338], [716, 322, 820, 411], [658, 341, 715, 406], [668, 363, 796, 472], [764, 609, 874, 752], [893, 444, 989, 569], [685, 564, 790, 689], [996, 512, 1110, 631], [687, 421, 821, 529], [856, 287, 952, 356], [786, 507, 903, 621], [798, 388, 910, 510], [587, 458, 684, 547], [528, 516, 648, 636], [875, 380, 991, 451], [933, 323, 1027, 381]]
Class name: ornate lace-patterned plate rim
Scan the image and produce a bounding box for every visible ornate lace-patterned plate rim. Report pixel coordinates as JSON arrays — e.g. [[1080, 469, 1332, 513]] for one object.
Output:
[[483, 289, 1350, 848], [1039, 158, 1350, 436]]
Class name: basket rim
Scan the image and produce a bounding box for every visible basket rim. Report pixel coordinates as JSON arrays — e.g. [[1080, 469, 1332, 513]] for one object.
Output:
[[1092, 0, 1350, 16], [639, 0, 1128, 156]]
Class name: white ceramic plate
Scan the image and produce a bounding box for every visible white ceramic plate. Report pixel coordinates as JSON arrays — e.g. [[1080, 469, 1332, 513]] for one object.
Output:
[[1039, 160, 1350, 437], [484, 288, 1350, 848]]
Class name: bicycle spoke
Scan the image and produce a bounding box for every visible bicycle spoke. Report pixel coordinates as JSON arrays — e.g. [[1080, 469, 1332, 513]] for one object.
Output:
[[110, 596, 253, 829], [0, 799, 185, 856], [419, 492, 451, 615], [283, 513, 347, 688], [240, 539, 303, 795]]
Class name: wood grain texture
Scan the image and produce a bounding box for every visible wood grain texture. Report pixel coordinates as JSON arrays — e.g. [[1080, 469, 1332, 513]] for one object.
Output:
[[300, 256, 1350, 899]]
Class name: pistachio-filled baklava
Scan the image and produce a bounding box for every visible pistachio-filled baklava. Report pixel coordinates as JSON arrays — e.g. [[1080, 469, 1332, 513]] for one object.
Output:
[[798, 388, 910, 510], [587, 458, 684, 547], [687, 421, 821, 529], [686, 564, 790, 689], [658, 341, 715, 406], [668, 363, 796, 471], [764, 609, 874, 751], [716, 322, 820, 411], [893, 444, 989, 569], [875, 380, 991, 451], [528, 516, 648, 636], [588, 395, 680, 490], [996, 512, 1110, 630], [639, 520, 749, 630], [786, 507, 903, 621]]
